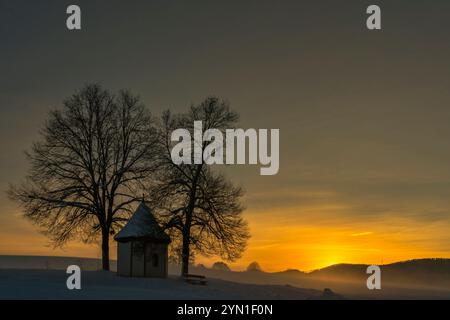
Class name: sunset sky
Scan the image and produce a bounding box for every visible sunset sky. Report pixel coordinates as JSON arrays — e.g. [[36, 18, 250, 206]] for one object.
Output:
[[1, 1, 450, 272]]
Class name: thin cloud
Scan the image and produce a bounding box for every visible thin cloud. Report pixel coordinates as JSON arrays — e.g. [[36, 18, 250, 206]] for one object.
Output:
[[351, 231, 374, 237]]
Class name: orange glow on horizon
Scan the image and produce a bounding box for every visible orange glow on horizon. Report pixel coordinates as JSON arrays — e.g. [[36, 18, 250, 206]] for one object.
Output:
[[1, 206, 449, 272]]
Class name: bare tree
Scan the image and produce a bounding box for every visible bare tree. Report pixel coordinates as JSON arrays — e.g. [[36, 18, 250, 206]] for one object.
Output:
[[151, 97, 250, 276], [8, 84, 157, 270]]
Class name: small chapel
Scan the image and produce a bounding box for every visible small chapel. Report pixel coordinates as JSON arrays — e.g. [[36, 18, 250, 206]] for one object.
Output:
[[114, 201, 171, 278]]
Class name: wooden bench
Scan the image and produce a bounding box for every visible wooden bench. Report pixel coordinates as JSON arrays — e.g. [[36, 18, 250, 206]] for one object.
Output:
[[184, 274, 208, 285]]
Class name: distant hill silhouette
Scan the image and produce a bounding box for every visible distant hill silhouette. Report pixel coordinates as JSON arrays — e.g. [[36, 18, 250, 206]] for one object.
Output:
[[308, 259, 450, 287], [275, 269, 306, 276]]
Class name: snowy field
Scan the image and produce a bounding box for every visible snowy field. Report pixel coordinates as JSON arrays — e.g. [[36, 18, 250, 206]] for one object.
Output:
[[0, 269, 338, 300], [1, 256, 448, 299], [0, 255, 343, 299]]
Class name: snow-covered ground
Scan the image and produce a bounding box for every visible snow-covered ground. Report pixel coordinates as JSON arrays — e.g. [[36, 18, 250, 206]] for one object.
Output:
[[3, 255, 448, 299], [0, 255, 343, 299], [0, 269, 338, 300]]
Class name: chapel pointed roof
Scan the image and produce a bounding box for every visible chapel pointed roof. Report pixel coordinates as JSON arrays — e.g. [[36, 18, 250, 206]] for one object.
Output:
[[114, 201, 171, 243]]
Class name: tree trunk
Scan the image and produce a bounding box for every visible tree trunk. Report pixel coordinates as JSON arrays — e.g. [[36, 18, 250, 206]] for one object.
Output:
[[181, 205, 195, 276], [181, 231, 189, 276], [181, 165, 201, 277], [101, 229, 110, 271]]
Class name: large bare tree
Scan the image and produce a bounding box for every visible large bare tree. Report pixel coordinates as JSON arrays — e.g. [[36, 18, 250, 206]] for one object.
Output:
[[151, 97, 250, 276], [8, 84, 157, 270]]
